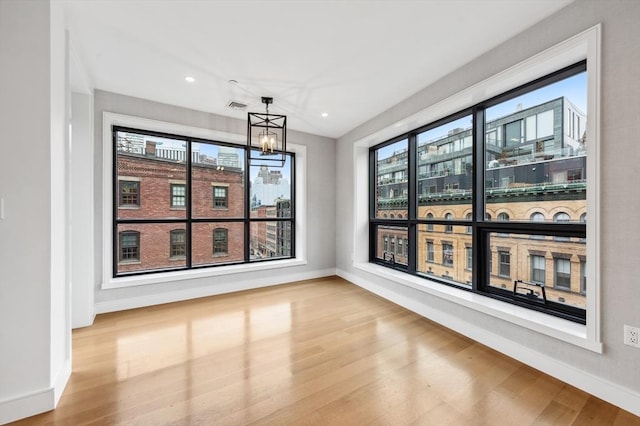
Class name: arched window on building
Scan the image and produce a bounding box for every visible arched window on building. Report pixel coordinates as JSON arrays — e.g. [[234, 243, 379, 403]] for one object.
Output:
[[497, 212, 509, 237], [427, 212, 434, 231], [531, 212, 545, 239], [466, 213, 472, 234], [445, 213, 453, 233], [554, 212, 571, 241]]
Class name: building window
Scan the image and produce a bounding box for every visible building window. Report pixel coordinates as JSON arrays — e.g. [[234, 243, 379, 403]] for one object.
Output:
[[370, 61, 588, 322], [427, 241, 434, 263], [580, 260, 587, 294], [497, 212, 509, 237], [213, 186, 228, 208], [119, 231, 140, 262], [389, 236, 395, 254], [444, 213, 453, 233], [383, 235, 388, 252], [213, 228, 228, 255], [498, 251, 511, 278], [531, 255, 546, 284], [170, 184, 186, 208], [119, 180, 140, 207], [397, 238, 403, 255], [554, 212, 571, 241], [170, 229, 186, 258], [404, 238, 409, 256], [442, 243, 453, 266], [555, 258, 571, 290]]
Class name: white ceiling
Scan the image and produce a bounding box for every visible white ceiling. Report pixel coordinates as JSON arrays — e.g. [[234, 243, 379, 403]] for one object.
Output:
[[64, 0, 573, 139]]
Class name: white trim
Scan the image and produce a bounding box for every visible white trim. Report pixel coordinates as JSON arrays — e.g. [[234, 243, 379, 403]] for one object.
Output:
[[0, 358, 71, 424], [96, 268, 335, 314], [102, 112, 307, 289], [352, 261, 600, 352], [337, 268, 640, 417], [52, 358, 71, 406], [0, 388, 54, 425], [351, 25, 602, 350]]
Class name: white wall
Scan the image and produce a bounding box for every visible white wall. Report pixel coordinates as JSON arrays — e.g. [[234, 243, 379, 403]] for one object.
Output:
[[93, 91, 336, 310], [71, 92, 95, 328], [336, 0, 640, 416], [0, 1, 71, 424]]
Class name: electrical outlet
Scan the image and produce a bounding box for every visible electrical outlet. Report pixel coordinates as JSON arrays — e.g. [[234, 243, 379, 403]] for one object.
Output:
[[623, 325, 640, 348]]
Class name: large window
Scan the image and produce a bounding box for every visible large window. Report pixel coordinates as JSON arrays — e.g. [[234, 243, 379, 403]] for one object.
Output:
[[370, 62, 587, 322], [113, 127, 295, 277]]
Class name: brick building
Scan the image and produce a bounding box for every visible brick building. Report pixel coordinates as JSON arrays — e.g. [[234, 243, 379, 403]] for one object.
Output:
[[116, 147, 245, 274]]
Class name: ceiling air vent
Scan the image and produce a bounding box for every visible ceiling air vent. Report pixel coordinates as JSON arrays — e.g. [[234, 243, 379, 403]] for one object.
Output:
[[226, 100, 247, 110]]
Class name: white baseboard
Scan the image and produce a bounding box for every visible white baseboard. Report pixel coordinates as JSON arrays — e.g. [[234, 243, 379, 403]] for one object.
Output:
[[95, 268, 336, 314], [0, 388, 54, 425], [53, 358, 72, 406], [336, 268, 640, 417], [0, 356, 71, 425]]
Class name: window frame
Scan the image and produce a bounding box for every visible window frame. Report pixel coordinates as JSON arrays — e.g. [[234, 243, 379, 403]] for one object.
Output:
[[118, 179, 140, 207], [212, 185, 228, 209], [369, 61, 588, 323], [119, 231, 140, 263], [213, 228, 228, 256], [110, 124, 296, 278], [170, 183, 186, 208], [169, 229, 186, 259]]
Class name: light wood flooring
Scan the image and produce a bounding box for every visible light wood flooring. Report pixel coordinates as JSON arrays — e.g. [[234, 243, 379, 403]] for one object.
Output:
[[10, 276, 640, 425]]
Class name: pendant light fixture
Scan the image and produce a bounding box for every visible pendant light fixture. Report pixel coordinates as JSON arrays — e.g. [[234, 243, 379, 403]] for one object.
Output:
[[247, 97, 287, 167]]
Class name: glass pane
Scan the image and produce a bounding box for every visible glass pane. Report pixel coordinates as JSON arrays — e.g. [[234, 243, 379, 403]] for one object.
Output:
[[417, 115, 473, 220], [250, 221, 293, 260], [250, 154, 293, 218], [374, 226, 408, 266], [416, 225, 471, 287], [116, 130, 187, 219], [485, 72, 587, 222], [192, 142, 245, 218], [375, 139, 408, 218], [192, 222, 244, 266], [116, 223, 186, 275], [487, 232, 586, 309]]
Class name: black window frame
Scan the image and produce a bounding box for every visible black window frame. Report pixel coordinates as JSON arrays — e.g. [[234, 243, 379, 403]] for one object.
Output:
[[369, 61, 587, 323], [112, 125, 296, 278]]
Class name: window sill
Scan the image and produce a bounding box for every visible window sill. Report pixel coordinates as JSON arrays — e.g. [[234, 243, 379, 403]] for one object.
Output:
[[354, 262, 602, 353], [103, 258, 307, 289]]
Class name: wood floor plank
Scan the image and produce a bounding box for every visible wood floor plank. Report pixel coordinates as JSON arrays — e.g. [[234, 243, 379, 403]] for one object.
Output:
[[7, 277, 638, 426]]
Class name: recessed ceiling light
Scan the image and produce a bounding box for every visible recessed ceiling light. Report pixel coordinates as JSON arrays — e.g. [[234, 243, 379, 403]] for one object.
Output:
[[321, 112, 329, 118], [185, 76, 195, 83]]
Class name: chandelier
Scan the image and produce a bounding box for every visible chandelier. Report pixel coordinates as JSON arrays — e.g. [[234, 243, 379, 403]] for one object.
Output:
[[247, 97, 287, 167]]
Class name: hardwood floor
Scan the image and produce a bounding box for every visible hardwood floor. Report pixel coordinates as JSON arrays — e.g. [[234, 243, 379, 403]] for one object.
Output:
[[10, 276, 639, 425]]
